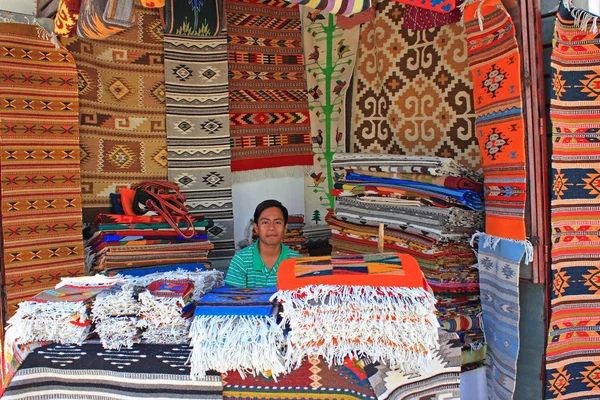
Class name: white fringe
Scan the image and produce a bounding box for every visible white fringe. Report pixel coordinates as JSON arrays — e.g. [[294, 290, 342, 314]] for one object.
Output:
[[232, 166, 312, 184], [565, 2, 600, 34], [95, 317, 140, 350], [122, 269, 224, 301], [189, 315, 286, 380], [470, 231, 534, 264], [136, 291, 193, 344], [273, 286, 439, 373], [459, 0, 487, 29]]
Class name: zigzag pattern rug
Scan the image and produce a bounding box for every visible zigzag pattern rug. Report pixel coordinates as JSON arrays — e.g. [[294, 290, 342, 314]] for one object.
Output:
[[0, 23, 85, 317], [63, 4, 168, 217], [226, 0, 313, 180], [463, 0, 527, 241], [302, 8, 360, 227], [350, 0, 480, 171], [546, 4, 600, 399], [164, 32, 234, 269]]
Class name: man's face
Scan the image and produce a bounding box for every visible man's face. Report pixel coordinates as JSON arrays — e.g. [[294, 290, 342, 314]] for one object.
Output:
[[254, 207, 287, 246]]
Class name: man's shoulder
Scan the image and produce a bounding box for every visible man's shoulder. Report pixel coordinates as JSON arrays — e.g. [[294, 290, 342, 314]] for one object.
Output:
[[233, 243, 255, 260]]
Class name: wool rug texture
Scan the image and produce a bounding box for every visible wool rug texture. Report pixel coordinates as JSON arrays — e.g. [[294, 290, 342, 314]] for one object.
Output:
[[390, 0, 454, 12], [164, 32, 234, 269], [546, 3, 600, 399], [53, 0, 81, 37], [163, 0, 223, 35], [476, 233, 526, 400], [403, 1, 462, 30], [302, 7, 360, 227], [0, 23, 85, 318], [351, 0, 479, 171], [226, 0, 313, 179], [278, 0, 372, 16], [76, 0, 136, 39], [222, 356, 376, 400], [464, 0, 527, 241], [2, 342, 223, 399], [365, 329, 461, 400], [63, 4, 168, 217]]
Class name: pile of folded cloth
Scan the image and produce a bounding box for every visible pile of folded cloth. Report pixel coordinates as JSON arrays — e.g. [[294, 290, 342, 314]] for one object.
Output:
[[303, 224, 332, 256], [273, 253, 439, 373], [282, 214, 307, 254], [84, 213, 214, 275], [328, 153, 486, 370], [189, 286, 285, 380], [92, 268, 224, 348]]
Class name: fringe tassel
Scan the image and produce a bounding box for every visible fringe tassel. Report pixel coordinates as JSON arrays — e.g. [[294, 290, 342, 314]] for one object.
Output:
[[188, 315, 286, 380], [470, 232, 534, 264], [563, 0, 600, 33], [231, 166, 311, 184], [459, 0, 487, 30]]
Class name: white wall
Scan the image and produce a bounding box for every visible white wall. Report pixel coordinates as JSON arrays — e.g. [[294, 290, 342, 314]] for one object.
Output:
[[232, 177, 304, 248], [0, 0, 36, 14]]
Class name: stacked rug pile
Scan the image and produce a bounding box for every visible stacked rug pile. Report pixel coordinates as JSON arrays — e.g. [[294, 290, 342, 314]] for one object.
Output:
[[84, 214, 214, 275], [328, 153, 486, 370], [189, 286, 285, 380], [282, 214, 308, 254], [274, 253, 439, 373], [302, 224, 332, 256]]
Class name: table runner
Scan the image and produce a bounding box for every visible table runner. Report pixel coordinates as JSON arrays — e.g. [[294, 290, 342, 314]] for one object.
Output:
[[0, 23, 85, 317]]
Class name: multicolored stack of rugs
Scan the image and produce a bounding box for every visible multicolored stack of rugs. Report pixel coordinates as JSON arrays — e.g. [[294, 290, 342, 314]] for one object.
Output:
[[84, 213, 214, 275], [328, 153, 487, 370]]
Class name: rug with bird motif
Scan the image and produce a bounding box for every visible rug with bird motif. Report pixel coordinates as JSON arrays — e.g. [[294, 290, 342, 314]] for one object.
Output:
[[302, 7, 360, 227], [226, 0, 313, 181], [350, 0, 480, 172]]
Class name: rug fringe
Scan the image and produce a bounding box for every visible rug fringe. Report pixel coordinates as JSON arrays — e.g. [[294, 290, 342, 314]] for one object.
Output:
[[565, 1, 600, 34], [232, 165, 311, 184], [459, 0, 487, 30], [470, 231, 534, 264]]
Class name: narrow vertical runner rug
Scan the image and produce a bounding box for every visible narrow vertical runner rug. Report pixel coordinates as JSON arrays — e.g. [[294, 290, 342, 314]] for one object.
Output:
[[350, 0, 480, 171], [302, 7, 360, 227], [476, 233, 526, 400], [0, 23, 85, 317], [463, 0, 527, 241], [226, 0, 313, 180], [546, 3, 600, 399], [163, 0, 235, 269], [63, 4, 168, 216]]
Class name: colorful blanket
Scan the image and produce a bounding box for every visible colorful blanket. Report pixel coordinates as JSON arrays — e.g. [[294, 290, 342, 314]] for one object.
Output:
[[164, 32, 235, 269], [63, 4, 168, 215], [464, 0, 527, 241], [546, 3, 600, 399], [226, 0, 313, 178], [280, 0, 372, 16], [403, 1, 462, 30], [190, 286, 285, 379], [77, 0, 136, 39], [390, 0, 454, 12], [0, 23, 85, 317], [163, 0, 223, 35], [2, 342, 223, 400], [54, 0, 81, 37]]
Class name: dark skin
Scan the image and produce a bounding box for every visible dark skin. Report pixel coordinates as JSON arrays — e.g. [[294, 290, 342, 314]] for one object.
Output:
[[254, 207, 288, 270]]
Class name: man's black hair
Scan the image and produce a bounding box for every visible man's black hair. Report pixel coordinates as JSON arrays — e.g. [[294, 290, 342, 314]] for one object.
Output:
[[253, 199, 289, 225]]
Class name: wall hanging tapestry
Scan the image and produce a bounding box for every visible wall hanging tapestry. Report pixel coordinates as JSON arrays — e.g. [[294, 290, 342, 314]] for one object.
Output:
[[403, 1, 462, 30], [163, 0, 223, 35], [164, 32, 234, 269], [223, 356, 376, 400], [53, 0, 81, 37], [226, 0, 313, 180], [350, 0, 480, 171], [302, 7, 360, 227], [0, 23, 85, 317], [77, 0, 136, 40], [475, 233, 529, 400], [278, 0, 372, 16], [463, 0, 527, 241], [546, 3, 600, 399], [63, 4, 168, 217], [2, 342, 223, 399], [390, 0, 455, 13], [365, 329, 461, 400]]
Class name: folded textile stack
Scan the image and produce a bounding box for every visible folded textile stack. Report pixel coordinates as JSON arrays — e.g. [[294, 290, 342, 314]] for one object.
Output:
[[329, 153, 485, 370], [303, 224, 332, 256], [6, 286, 106, 346], [274, 253, 439, 373], [137, 279, 196, 344], [84, 214, 214, 275], [189, 286, 285, 380], [282, 214, 307, 254]]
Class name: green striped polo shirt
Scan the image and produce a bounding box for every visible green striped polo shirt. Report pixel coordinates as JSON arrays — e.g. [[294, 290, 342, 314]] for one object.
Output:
[[224, 241, 300, 288]]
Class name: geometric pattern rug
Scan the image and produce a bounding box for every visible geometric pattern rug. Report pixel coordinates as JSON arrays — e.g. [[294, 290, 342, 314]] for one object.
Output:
[[0, 23, 85, 318], [164, 33, 235, 269], [350, 0, 480, 171], [546, 3, 600, 399], [63, 4, 168, 218], [364, 329, 461, 400], [302, 7, 360, 226], [477, 234, 525, 400]]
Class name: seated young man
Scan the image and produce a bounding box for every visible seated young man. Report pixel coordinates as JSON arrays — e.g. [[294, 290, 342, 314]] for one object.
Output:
[[225, 199, 301, 288]]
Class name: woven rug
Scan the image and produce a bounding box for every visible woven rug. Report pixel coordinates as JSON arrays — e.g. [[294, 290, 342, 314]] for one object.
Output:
[[476, 233, 527, 400], [63, 4, 168, 217], [350, 0, 479, 171], [403, 1, 462, 30], [223, 357, 376, 400], [164, 33, 234, 269], [53, 0, 81, 37], [3, 342, 223, 399], [163, 0, 223, 35], [390, 0, 454, 12], [0, 23, 85, 317], [279, 0, 372, 16], [302, 7, 360, 227], [226, 0, 313, 180], [546, 4, 600, 399], [463, 0, 527, 241], [365, 329, 461, 400]]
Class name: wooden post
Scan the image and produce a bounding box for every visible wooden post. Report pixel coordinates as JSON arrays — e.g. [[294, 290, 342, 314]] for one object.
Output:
[[378, 223, 385, 253]]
